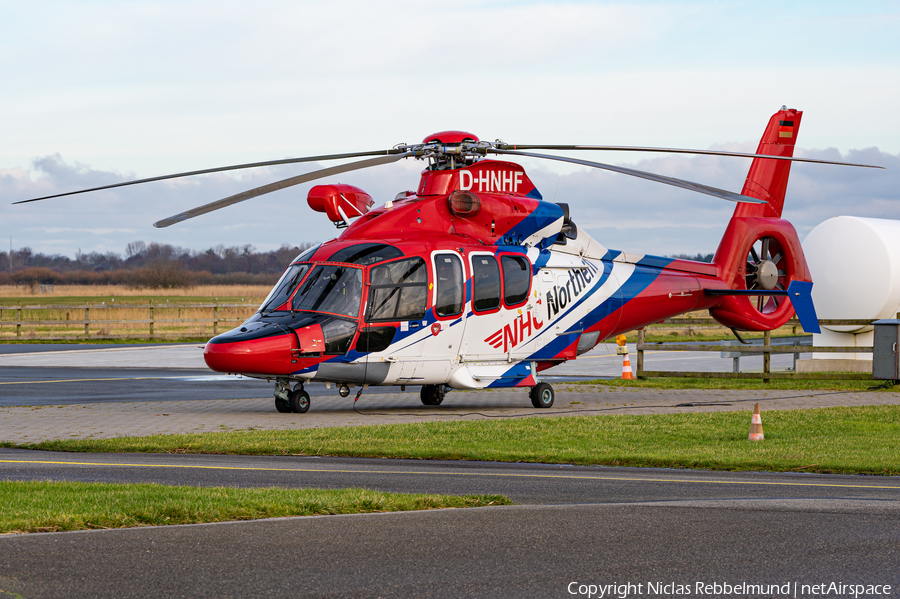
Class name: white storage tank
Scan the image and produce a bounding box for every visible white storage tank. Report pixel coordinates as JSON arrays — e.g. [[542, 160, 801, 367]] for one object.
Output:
[[802, 216, 900, 363]]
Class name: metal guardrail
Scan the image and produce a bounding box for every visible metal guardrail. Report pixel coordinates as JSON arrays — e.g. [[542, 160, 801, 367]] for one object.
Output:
[[0, 302, 256, 340], [720, 335, 812, 372], [635, 319, 876, 381]]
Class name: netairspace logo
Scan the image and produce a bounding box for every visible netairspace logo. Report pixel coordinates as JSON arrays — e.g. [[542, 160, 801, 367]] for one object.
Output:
[[567, 581, 893, 598]]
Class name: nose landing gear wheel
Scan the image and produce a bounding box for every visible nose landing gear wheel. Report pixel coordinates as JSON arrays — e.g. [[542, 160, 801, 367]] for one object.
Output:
[[530, 382, 554, 408], [289, 387, 310, 413]]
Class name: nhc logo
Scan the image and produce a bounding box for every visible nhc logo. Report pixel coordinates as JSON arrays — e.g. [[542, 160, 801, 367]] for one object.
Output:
[[484, 310, 544, 352]]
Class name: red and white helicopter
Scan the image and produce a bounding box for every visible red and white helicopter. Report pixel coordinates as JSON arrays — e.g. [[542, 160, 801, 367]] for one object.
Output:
[[17, 107, 880, 412]]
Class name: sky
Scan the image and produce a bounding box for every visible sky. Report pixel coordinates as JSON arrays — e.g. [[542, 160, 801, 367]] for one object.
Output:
[[2, 0, 899, 259]]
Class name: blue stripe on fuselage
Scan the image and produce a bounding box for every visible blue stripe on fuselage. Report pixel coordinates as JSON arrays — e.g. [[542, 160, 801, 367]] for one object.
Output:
[[525, 260, 664, 362], [500, 201, 562, 246]]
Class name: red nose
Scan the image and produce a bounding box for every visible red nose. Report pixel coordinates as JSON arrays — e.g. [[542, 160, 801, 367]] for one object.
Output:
[[204, 334, 295, 375]]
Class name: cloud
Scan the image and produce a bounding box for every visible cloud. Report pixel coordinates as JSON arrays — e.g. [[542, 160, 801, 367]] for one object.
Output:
[[519, 147, 900, 254], [3, 147, 898, 259]]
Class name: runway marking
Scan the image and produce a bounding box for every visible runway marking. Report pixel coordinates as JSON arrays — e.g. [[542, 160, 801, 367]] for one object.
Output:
[[2, 459, 899, 490], [0, 377, 163, 385], [0, 375, 246, 385]]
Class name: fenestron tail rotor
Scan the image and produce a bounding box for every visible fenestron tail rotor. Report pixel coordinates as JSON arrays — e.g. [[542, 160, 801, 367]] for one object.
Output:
[[745, 236, 787, 314]]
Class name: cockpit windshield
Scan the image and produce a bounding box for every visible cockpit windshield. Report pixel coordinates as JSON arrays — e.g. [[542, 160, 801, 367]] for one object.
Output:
[[257, 244, 321, 313], [259, 263, 310, 313], [291, 265, 363, 318]]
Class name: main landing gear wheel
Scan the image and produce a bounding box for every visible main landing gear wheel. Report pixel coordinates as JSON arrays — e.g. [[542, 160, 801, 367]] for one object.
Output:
[[289, 385, 310, 413], [420, 384, 447, 406], [275, 397, 290, 413], [530, 382, 555, 409]]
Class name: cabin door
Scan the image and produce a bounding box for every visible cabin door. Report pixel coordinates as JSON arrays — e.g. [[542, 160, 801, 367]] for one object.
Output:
[[411, 251, 468, 383]]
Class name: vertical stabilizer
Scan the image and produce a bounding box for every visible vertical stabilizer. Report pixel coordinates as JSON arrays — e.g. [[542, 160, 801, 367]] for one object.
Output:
[[709, 107, 813, 332], [732, 107, 802, 219]]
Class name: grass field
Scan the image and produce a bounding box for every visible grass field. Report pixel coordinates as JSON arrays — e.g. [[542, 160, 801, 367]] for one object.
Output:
[[0, 481, 511, 534], [572, 378, 895, 391], [10, 406, 899, 476], [0, 284, 272, 305], [0, 284, 270, 340]]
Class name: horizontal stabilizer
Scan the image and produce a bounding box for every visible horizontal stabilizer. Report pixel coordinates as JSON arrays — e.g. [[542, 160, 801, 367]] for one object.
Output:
[[704, 280, 821, 333]]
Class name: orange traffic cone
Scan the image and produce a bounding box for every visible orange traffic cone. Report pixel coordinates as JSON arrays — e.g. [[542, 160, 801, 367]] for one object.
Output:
[[621, 352, 635, 380], [749, 403, 764, 441]]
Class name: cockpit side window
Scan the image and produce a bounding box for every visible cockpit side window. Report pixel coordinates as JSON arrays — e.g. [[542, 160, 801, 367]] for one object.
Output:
[[367, 257, 428, 322], [291, 265, 363, 318]]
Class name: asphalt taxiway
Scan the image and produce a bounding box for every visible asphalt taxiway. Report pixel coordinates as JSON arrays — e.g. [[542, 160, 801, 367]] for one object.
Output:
[[1, 449, 898, 598], [0, 343, 897, 598]]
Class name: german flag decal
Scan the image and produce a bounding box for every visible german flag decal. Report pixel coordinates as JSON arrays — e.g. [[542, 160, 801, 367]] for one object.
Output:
[[778, 120, 794, 138]]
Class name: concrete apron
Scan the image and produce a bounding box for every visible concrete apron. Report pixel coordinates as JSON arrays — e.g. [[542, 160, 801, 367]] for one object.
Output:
[[0, 344, 894, 443]]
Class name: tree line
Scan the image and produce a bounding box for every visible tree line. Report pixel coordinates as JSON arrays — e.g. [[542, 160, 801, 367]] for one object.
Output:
[[0, 243, 712, 290], [0, 242, 313, 289]]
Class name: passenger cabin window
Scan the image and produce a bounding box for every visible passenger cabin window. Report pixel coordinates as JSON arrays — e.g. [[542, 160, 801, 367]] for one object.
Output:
[[434, 253, 464, 317], [367, 257, 428, 321], [501, 255, 531, 306], [472, 255, 500, 312]]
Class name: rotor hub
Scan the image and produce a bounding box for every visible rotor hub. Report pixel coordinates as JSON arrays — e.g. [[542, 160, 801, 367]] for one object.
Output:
[[755, 260, 779, 290]]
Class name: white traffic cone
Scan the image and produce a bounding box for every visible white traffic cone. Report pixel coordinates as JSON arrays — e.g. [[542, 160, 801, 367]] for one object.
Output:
[[621, 352, 635, 380], [749, 403, 765, 441]]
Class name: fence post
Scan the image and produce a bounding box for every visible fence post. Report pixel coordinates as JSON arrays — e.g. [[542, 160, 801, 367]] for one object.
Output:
[[763, 329, 771, 383], [84, 307, 89, 337], [636, 328, 644, 378], [149, 301, 155, 338], [16, 306, 22, 338], [213, 300, 219, 336]]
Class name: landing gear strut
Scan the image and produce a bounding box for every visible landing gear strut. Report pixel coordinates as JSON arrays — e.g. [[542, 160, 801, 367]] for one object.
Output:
[[530, 382, 554, 408], [274, 380, 310, 413], [420, 384, 450, 406]]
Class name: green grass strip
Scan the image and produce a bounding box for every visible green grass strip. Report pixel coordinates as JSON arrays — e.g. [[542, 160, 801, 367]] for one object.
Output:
[[571, 378, 896, 391], [0, 481, 511, 534], [9, 406, 899, 475]]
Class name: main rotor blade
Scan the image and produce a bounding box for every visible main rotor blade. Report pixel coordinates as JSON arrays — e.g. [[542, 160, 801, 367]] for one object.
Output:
[[153, 152, 411, 228], [489, 149, 767, 205], [13, 148, 405, 205], [493, 144, 883, 169]]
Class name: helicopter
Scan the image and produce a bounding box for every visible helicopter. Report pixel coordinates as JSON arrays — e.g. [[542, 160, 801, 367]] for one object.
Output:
[[15, 107, 882, 413]]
